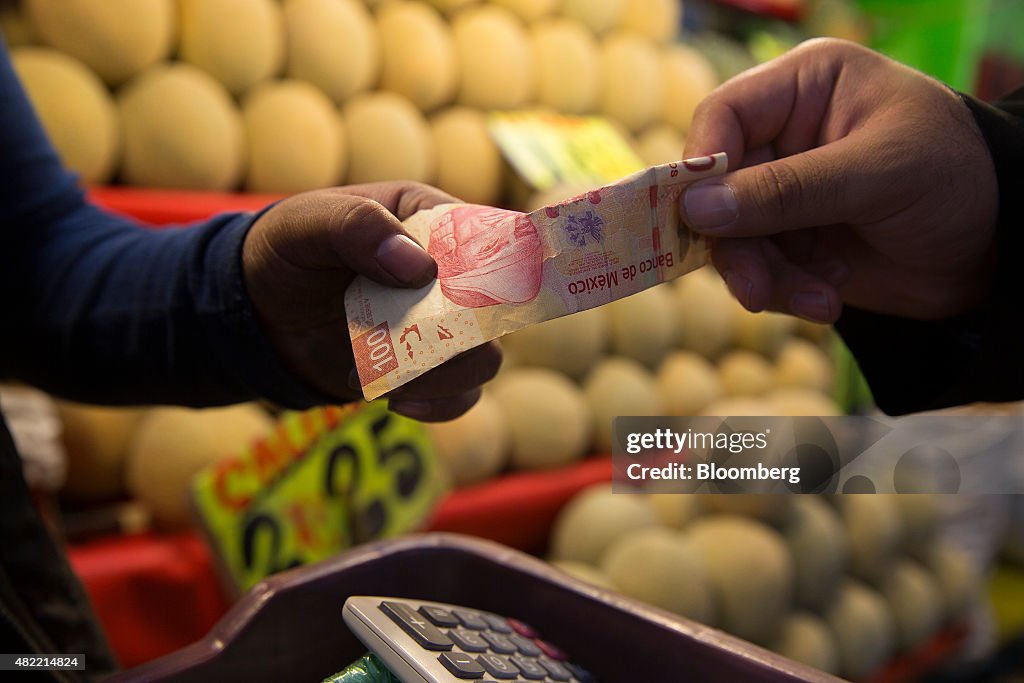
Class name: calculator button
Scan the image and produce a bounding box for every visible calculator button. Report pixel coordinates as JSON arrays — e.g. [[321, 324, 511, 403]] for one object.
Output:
[[378, 601, 453, 651], [476, 654, 519, 679], [419, 605, 460, 627], [536, 639, 567, 660], [438, 652, 486, 679], [510, 655, 547, 680], [566, 663, 598, 683], [481, 613, 513, 633], [508, 634, 542, 657], [539, 658, 573, 681], [481, 632, 517, 654], [507, 618, 538, 638], [454, 609, 490, 630], [449, 628, 489, 652]]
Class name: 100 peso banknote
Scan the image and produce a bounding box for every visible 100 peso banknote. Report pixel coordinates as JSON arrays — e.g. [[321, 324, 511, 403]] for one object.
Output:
[[346, 153, 728, 400]]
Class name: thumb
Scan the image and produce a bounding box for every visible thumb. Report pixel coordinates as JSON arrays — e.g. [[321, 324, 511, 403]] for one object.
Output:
[[253, 188, 439, 291], [681, 139, 868, 237]]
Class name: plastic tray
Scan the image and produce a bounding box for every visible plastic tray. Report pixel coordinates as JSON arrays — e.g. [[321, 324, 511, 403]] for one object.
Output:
[[106, 533, 843, 683]]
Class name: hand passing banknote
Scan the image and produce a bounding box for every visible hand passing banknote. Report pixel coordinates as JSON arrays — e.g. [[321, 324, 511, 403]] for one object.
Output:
[[346, 153, 729, 400]]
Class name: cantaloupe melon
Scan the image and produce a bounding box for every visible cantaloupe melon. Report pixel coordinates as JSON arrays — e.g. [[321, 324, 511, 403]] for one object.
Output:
[[25, 0, 174, 86], [891, 494, 945, 559], [673, 268, 736, 358], [825, 581, 897, 680], [698, 494, 792, 525], [718, 350, 774, 397], [769, 613, 841, 675], [57, 402, 143, 502], [926, 542, 980, 620], [118, 63, 244, 190], [125, 404, 274, 528], [782, 495, 848, 611], [429, 107, 503, 206], [178, 0, 284, 97], [660, 44, 718, 131], [599, 32, 661, 132], [342, 91, 434, 184], [601, 527, 717, 624], [501, 295, 609, 380], [560, 0, 623, 37], [687, 516, 793, 644], [551, 560, 615, 589], [452, 5, 533, 109], [549, 483, 657, 564], [774, 338, 833, 393], [0, 2, 37, 46], [733, 306, 798, 359], [765, 387, 842, 417], [530, 18, 601, 115], [607, 284, 678, 368], [11, 47, 120, 184], [644, 491, 702, 528], [376, 1, 457, 112], [491, 367, 592, 470], [242, 80, 345, 193], [426, 391, 509, 486], [834, 494, 904, 584], [635, 123, 685, 167], [583, 357, 662, 452], [619, 0, 680, 44], [283, 0, 378, 104], [491, 0, 557, 22], [656, 351, 722, 416], [699, 396, 772, 417], [423, 0, 478, 14], [880, 560, 945, 651]]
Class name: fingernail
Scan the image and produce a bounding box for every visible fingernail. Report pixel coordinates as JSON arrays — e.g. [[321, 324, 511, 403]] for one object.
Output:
[[376, 234, 434, 284], [389, 400, 431, 420], [683, 183, 738, 231], [724, 271, 754, 310], [791, 290, 832, 323]]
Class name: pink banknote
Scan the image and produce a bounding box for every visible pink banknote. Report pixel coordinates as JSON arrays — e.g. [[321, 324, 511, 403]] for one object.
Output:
[[346, 153, 728, 400]]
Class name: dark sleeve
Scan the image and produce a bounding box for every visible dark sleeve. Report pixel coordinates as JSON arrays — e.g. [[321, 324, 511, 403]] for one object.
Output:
[[0, 42, 328, 409], [834, 88, 1024, 415]]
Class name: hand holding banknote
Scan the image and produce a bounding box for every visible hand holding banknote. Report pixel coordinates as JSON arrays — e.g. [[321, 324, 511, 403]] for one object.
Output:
[[243, 182, 502, 422], [347, 154, 729, 400], [680, 38, 999, 322]]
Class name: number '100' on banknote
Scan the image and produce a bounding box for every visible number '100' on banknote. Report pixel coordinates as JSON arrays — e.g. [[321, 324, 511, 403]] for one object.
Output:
[[346, 153, 729, 400]]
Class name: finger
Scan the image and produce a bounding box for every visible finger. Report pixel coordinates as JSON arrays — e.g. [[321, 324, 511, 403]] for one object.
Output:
[[385, 342, 503, 401], [712, 238, 843, 323], [258, 190, 439, 290], [681, 132, 899, 237], [390, 388, 483, 423], [332, 181, 460, 221], [683, 38, 860, 163]]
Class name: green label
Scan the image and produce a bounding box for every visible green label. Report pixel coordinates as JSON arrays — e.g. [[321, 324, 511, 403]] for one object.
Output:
[[192, 402, 447, 593], [489, 110, 644, 190]]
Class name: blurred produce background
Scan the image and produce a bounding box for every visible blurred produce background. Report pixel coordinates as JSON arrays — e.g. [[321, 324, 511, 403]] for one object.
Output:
[[3, 0, 1024, 681]]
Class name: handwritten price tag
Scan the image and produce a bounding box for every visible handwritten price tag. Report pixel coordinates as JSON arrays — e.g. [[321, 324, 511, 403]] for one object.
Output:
[[191, 402, 448, 593]]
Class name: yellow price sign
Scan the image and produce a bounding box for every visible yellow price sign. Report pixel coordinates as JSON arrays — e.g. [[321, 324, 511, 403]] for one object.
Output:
[[488, 110, 645, 190], [191, 401, 448, 593]]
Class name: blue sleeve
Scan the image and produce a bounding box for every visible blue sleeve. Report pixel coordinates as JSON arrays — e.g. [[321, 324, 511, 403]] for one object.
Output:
[[0, 42, 328, 409]]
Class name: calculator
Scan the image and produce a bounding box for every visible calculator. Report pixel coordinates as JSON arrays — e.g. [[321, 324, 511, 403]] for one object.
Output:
[[342, 596, 598, 683]]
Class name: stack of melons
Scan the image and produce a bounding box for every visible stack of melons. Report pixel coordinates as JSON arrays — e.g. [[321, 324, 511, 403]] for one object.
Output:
[[3, 0, 724, 200], [55, 400, 275, 530], [545, 483, 981, 680]]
